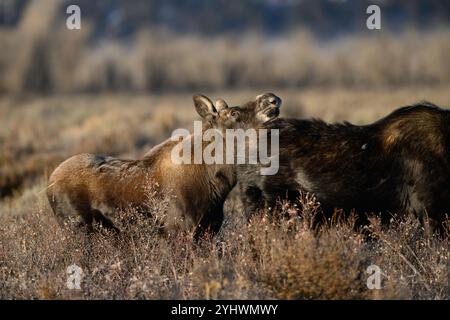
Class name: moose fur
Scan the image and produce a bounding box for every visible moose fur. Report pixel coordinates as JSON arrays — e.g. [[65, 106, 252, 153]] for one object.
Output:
[[47, 93, 281, 236], [239, 102, 450, 233]]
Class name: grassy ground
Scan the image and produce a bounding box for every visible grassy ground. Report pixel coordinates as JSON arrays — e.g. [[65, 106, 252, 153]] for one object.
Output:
[[0, 86, 449, 299]]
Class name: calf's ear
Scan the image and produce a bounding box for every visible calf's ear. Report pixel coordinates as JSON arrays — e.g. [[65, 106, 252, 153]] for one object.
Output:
[[193, 94, 217, 119], [215, 98, 228, 111]]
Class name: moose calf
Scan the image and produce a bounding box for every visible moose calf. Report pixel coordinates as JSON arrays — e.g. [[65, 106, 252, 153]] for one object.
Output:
[[47, 93, 281, 237]]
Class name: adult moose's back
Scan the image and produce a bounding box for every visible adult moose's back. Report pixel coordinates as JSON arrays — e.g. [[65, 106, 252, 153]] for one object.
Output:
[[239, 102, 450, 234]]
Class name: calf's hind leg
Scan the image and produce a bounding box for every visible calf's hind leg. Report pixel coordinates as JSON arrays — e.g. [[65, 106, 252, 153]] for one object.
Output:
[[92, 209, 121, 233], [47, 188, 95, 231]]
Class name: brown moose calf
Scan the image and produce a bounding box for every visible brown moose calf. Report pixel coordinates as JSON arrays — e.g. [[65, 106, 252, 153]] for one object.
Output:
[[47, 93, 281, 236]]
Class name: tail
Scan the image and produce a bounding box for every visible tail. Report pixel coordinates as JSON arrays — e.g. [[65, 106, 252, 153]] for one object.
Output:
[[46, 175, 65, 227], [46, 179, 57, 212]]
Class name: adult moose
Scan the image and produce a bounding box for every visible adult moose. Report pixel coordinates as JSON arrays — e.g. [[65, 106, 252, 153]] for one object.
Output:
[[239, 102, 450, 234], [47, 93, 281, 237]]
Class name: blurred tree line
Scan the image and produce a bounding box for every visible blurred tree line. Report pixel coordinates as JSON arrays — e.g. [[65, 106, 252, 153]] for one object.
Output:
[[0, 0, 449, 94], [1, 0, 449, 38]]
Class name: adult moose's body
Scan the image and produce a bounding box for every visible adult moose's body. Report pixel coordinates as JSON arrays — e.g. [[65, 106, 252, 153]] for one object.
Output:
[[239, 102, 450, 233], [47, 93, 281, 236]]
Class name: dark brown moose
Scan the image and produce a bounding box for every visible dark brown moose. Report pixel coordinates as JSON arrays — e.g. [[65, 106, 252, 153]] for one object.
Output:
[[239, 102, 450, 234]]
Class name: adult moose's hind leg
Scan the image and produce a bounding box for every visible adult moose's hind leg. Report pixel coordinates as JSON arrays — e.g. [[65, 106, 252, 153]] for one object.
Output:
[[195, 207, 224, 240], [241, 185, 266, 220], [403, 161, 450, 236]]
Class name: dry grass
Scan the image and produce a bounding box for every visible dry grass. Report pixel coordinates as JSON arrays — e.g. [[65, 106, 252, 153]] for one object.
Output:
[[0, 187, 447, 299]]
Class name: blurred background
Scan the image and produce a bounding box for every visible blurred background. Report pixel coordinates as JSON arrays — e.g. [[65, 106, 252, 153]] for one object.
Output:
[[1, 0, 449, 93], [0, 0, 449, 210]]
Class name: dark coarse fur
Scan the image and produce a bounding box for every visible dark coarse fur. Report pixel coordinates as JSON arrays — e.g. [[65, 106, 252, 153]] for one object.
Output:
[[47, 93, 281, 237], [239, 102, 450, 233]]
